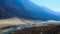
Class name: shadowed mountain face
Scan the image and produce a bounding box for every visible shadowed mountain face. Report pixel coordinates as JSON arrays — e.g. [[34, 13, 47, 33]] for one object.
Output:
[[0, 0, 60, 21], [0, 7, 15, 19], [0, 0, 15, 19]]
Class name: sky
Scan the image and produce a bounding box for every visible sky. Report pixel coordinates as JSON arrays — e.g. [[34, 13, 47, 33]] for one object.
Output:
[[29, 0, 60, 12]]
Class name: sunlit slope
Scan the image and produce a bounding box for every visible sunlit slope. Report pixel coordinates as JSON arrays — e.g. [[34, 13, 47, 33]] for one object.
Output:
[[17, 0, 60, 21]]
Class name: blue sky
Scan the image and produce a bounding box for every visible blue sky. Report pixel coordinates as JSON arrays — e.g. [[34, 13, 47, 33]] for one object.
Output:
[[29, 0, 60, 12]]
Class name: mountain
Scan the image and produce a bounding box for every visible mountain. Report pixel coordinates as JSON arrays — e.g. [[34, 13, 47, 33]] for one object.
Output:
[[0, 0, 60, 21], [18, 0, 60, 21]]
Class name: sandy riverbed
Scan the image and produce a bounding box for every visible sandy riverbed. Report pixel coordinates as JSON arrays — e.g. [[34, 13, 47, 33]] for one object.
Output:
[[0, 17, 29, 28], [0, 17, 60, 28]]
